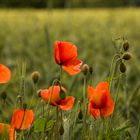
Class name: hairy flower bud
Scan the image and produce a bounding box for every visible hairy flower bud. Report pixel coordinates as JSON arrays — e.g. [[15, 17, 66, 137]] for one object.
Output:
[[78, 110, 83, 120], [23, 103, 27, 110], [123, 41, 129, 51], [81, 64, 89, 75], [31, 71, 40, 84], [89, 66, 93, 74], [59, 124, 64, 135], [60, 89, 66, 100], [0, 91, 7, 100], [37, 89, 42, 97], [120, 62, 126, 73], [122, 52, 132, 60]]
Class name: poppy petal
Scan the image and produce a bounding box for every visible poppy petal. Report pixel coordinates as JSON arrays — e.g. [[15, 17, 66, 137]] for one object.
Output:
[[0, 64, 11, 84], [100, 97, 114, 117], [54, 41, 77, 65], [58, 96, 75, 110], [0, 123, 16, 140], [63, 59, 82, 75], [88, 102, 100, 120], [41, 86, 66, 106], [11, 110, 34, 130], [87, 85, 95, 100]]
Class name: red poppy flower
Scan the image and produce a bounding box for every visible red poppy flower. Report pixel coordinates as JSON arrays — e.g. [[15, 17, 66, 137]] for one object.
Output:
[[11, 110, 34, 130], [88, 82, 114, 120], [0, 64, 11, 84], [40, 86, 75, 110], [0, 123, 16, 140], [54, 41, 82, 75]]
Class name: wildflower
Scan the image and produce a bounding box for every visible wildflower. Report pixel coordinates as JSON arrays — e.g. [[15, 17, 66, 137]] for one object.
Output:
[[88, 82, 114, 120], [40, 86, 75, 110], [0, 64, 11, 84], [11, 109, 34, 130], [54, 41, 82, 75], [0, 123, 16, 140]]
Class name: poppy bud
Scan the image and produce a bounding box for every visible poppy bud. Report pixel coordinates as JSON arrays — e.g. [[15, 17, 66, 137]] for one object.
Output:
[[89, 66, 93, 75], [31, 71, 40, 84], [60, 89, 66, 100], [23, 103, 27, 110], [59, 124, 64, 135], [37, 89, 42, 97], [78, 110, 83, 120], [0, 91, 7, 100], [120, 62, 126, 73], [81, 64, 89, 75], [122, 52, 132, 60], [123, 41, 129, 51]]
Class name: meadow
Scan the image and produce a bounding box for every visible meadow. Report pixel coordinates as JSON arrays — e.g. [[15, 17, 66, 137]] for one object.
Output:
[[0, 8, 140, 140]]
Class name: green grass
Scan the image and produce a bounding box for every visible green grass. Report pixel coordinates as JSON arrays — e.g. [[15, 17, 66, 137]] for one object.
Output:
[[0, 8, 140, 140]]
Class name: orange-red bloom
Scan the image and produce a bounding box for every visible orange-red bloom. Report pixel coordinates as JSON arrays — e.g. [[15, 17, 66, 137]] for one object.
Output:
[[54, 41, 82, 75], [0, 123, 16, 140], [40, 86, 75, 110], [11, 110, 34, 130], [88, 82, 114, 120], [0, 64, 11, 84]]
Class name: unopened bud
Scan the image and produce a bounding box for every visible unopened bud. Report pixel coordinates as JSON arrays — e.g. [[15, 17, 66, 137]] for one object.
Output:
[[123, 41, 129, 51], [23, 103, 27, 110], [89, 66, 93, 74], [31, 71, 40, 84], [37, 89, 42, 97], [122, 52, 132, 60], [59, 124, 64, 135], [120, 62, 126, 73], [60, 89, 66, 100], [78, 110, 83, 120], [81, 64, 89, 75], [0, 91, 7, 100]]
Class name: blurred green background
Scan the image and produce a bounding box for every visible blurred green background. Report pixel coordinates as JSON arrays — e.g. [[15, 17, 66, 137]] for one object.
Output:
[[0, 0, 140, 139]]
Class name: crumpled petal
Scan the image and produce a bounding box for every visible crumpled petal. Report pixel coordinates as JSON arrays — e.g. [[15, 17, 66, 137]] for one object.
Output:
[[58, 96, 75, 110], [63, 59, 83, 75]]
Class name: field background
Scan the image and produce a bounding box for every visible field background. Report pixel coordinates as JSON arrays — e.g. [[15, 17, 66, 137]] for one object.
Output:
[[0, 8, 140, 139]]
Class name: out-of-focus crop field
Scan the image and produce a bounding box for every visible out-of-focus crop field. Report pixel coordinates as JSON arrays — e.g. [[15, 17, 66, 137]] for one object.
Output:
[[0, 8, 140, 139]]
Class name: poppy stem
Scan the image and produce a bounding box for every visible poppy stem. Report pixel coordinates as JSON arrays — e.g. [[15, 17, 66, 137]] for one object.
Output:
[[83, 75, 87, 137]]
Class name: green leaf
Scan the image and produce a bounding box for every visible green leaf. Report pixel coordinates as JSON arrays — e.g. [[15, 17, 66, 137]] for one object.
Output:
[[45, 120, 56, 131], [34, 117, 46, 133]]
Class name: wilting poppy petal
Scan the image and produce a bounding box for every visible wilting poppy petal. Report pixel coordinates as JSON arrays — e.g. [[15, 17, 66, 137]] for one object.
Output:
[[0, 64, 11, 84], [87, 82, 114, 119], [11, 110, 34, 130], [54, 41, 77, 65], [58, 96, 75, 110], [88, 102, 100, 120], [63, 59, 83, 75], [0, 123, 16, 140]]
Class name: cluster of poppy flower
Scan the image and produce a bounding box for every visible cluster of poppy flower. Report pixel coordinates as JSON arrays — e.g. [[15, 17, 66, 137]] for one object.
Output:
[[0, 41, 114, 140]]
